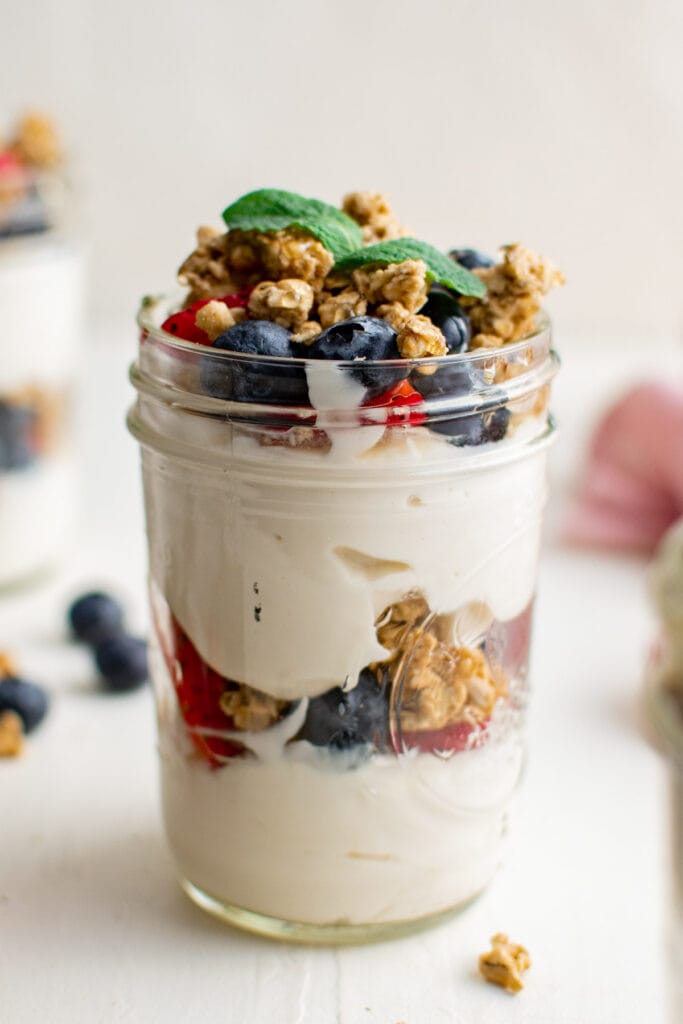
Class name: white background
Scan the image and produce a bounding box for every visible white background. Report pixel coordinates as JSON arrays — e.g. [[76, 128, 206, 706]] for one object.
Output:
[[2, 0, 683, 340]]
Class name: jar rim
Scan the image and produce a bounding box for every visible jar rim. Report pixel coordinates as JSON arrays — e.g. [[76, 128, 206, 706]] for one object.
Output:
[[137, 292, 551, 370]]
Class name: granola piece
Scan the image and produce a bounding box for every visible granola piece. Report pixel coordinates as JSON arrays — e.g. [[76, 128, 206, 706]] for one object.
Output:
[[259, 228, 334, 292], [395, 314, 447, 359], [462, 243, 565, 348], [10, 112, 61, 167], [0, 710, 24, 758], [258, 425, 331, 453], [219, 685, 289, 732], [195, 300, 237, 341], [178, 227, 238, 304], [375, 302, 412, 331], [0, 651, 18, 679], [342, 191, 408, 244], [291, 320, 322, 344], [352, 259, 429, 313], [317, 289, 367, 328], [376, 593, 430, 652], [478, 933, 531, 994], [375, 593, 505, 731], [248, 279, 315, 330]]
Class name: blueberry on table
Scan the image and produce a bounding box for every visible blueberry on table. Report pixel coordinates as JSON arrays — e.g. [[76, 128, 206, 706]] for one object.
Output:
[[68, 592, 124, 645], [306, 316, 407, 396], [449, 248, 495, 271], [297, 667, 389, 753], [200, 320, 309, 405], [419, 290, 471, 353], [0, 676, 49, 733], [0, 400, 37, 470], [94, 635, 148, 693]]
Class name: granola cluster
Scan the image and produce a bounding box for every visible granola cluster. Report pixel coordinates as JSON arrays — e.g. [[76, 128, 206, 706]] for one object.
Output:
[[461, 243, 565, 349], [375, 593, 505, 732], [478, 933, 531, 994], [0, 710, 23, 758], [176, 192, 563, 359], [10, 113, 62, 168], [179, 226, 334, 305], [341, 191, 408, 244], [219, 684, 290, 732]]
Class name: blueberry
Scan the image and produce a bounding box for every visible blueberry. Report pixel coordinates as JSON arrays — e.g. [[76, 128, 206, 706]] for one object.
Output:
[[94, 635, 148, 693], [0, 400, 36, 470], [296, 666, 389, 752], [414, 361, 510, 446], [200, 320, 309, 406], [0, 677, 49, 733], [306, 316, 407, 397], [68, 592, 124, 645], [449, 248, 495, 271], [419, 290, 471, 353]]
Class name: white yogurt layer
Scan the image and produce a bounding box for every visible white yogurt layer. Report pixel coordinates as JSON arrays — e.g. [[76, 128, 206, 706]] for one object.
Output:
[[157, 691, 523, 925], [0, 235, 84, 392], [0, 453, 77, 585], [142, 416, 549, 700]]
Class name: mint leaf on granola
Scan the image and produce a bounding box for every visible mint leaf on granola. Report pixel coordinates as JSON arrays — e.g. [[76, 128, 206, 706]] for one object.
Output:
[[334, 238, 487, 298], [222, 189, 363, 261]]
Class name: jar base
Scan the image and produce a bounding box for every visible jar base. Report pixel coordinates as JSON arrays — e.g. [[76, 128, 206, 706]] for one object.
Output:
[[180, 876, 487, 946]]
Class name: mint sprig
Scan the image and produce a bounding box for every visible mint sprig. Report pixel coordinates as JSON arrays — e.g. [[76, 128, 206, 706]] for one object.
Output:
[[333, 238, 487, 298], [222, 189, 363, 260]]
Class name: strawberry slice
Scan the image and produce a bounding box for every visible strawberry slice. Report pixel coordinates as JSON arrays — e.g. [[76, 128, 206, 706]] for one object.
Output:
[[161, 289, 254, 345], [362, 380, 426, 426], [398, 718, 489, 754], [158, 615, 246, 767]]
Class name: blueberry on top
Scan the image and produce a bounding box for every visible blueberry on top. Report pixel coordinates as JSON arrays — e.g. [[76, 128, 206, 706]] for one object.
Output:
[[94, 635, 148, 693], [306, 316, 407, 396], [68, 591, 124, 645], [0, 676, 49, 733], [419, 290, 471, 354], [296, 666, 389, 753], [200, 320, 309, 405], [449, 248, 495, 271]]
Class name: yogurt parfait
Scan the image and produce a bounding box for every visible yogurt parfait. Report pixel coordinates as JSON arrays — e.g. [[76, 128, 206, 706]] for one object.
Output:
[[0, 113, 84, 586], [129, 189, 563, 941]]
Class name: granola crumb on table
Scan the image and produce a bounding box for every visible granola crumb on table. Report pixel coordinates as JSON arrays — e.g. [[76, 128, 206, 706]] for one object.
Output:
[[0, 710, 24, 758], [478, 933, 531, 994]]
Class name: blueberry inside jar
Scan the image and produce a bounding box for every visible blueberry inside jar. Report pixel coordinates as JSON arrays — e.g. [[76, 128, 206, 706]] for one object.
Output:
[[130, 188, 563, 942]]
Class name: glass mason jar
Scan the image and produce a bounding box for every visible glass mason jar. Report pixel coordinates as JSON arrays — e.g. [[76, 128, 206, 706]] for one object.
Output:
[[646, 673, 683, 1022], [0, 168, 84, 587], [129, 296, 559, 943]]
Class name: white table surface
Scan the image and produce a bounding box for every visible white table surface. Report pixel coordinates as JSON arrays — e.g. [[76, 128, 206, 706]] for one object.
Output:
[[0, 326, 680, 1023]]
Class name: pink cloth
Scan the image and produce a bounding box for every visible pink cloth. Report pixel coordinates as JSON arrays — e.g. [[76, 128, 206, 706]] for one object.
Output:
[[564, 383, 683, 553]]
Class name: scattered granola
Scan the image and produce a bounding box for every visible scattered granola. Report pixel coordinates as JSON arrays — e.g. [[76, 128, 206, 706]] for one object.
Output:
[[461, 243, 564, 349], [195, 300, 239, 341], [342, 191, 408, 244], [0, 710, 24, 757], [375, 593, 505, 731], [395, 314, 447, 359], [352, 259, 429, 313], [248, 279, 315, 331], [317, 288, 367, 328], [219, 685, 290, 732], [478, 933, 531, 994], [0, 651, 18, 679], [10, 112, 62, 168]]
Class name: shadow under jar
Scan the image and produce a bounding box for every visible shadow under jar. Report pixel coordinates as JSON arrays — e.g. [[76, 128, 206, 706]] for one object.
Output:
[[128, 297, 559, 944]]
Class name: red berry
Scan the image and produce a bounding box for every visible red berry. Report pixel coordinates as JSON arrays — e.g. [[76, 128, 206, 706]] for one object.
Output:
[[159, 616, 246, 767], [161, 290, 254, 345], [0, 151, 22, 176], [398, 718, 488, 754], [362, 380, 426, 426]]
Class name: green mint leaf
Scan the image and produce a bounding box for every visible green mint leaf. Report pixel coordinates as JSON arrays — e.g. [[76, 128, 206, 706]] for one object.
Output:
[[221, 189, 363, 260], [333, 238, 487, 298]]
